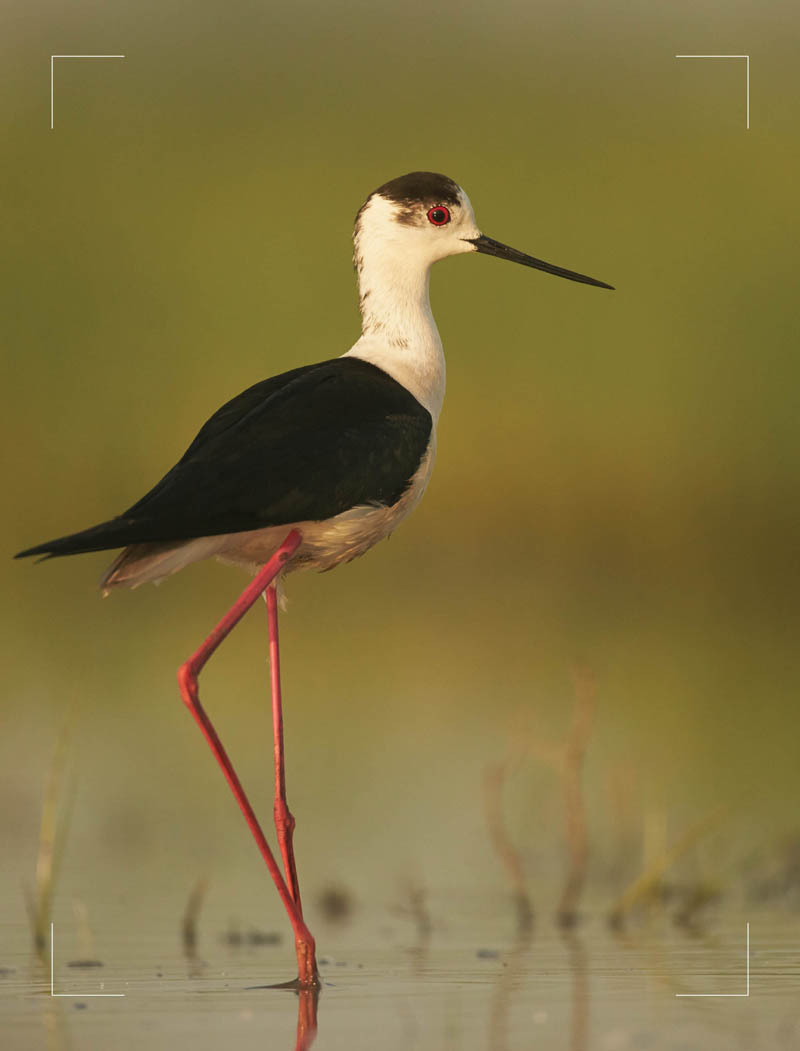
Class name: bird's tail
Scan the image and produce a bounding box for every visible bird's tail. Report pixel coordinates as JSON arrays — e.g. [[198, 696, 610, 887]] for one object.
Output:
[[16, 519, 229, 592], [14, 517, 149, 561]]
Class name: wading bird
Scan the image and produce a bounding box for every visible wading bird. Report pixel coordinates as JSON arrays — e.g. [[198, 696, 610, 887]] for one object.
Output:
[[16, 172, 612, 987]]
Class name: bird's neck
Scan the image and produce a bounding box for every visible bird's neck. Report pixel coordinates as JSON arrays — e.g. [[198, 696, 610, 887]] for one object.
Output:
[[344, 251, 446, 421]]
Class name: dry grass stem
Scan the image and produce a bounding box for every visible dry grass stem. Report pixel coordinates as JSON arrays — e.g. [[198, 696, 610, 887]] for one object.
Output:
[[24, 709, 78, 957], [556, 667, 597, 928], [182, 877, 209, 955], [483, 750, 534, 936], [608, 805, 727, 928]]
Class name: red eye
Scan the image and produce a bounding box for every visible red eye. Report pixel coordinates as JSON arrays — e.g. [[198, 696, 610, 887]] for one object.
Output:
[[427, 206, 451, 226]]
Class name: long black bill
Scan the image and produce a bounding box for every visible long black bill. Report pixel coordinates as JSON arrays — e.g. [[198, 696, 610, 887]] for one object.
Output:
[[468, 234, 614, 290]]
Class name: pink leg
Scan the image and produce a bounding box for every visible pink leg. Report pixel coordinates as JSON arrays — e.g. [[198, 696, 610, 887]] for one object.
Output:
[[266, 583, 303, 913], [176, 529, 318, 987]]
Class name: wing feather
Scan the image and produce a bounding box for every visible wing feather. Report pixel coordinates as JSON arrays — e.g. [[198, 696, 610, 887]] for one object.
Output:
[[15, 358, 432, 559]]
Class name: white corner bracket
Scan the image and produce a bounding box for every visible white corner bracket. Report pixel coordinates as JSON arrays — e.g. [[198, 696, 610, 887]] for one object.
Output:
[[50, 54, 126, 129], [675, 54, 750, 130]]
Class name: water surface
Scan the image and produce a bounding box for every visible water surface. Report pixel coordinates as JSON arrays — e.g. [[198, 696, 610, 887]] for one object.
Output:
[[3, 907, 797, 1050]]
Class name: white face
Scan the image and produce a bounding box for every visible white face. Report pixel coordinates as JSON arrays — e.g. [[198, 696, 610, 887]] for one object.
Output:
[[356, 188, 482, 270]]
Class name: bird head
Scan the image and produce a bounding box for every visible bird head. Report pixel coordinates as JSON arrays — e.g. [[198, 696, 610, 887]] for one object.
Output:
[[354, 170, 613, 290]]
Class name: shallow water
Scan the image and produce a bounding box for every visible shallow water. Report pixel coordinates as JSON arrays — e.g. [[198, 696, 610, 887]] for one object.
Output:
[[2, 907, 798, 1050]]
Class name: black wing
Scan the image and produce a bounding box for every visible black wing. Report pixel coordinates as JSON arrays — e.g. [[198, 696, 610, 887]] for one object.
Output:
[[15, 358, 432, 559]]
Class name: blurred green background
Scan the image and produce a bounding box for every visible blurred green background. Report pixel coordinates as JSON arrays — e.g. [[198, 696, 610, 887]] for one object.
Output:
[[2, 0, 799, 934]]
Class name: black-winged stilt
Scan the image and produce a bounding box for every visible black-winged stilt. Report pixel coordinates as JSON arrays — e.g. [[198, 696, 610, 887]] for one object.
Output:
[[16, 171, 612, 987]]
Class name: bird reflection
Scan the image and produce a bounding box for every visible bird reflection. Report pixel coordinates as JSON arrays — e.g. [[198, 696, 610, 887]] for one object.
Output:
[[294, 986, 320, 1051], [245, 981, 320, 1051]]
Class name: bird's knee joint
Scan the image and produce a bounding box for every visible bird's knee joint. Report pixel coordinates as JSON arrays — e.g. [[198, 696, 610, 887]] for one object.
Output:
[[177, 662, 197, 704]]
